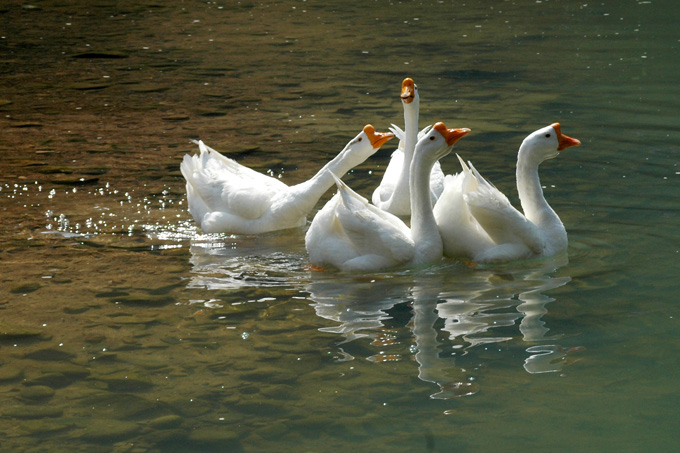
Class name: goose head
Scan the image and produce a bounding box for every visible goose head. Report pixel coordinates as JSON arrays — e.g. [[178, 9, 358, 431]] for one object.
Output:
[[416, 122, 471, 164], [400, 77, 419, 108], [345, 124, 394, 158], [520, 123, 581, 164]]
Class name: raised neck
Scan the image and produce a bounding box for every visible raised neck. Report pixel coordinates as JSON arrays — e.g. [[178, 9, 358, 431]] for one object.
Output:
[[287, 144, 367, 215], [409, 148, 443, 265], [516, 146, 559, 228], [387, 98, 420, 214], [403, 98, 419, 159]]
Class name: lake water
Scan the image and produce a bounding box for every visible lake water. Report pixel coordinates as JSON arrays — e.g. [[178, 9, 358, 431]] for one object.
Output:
[[1, 0, 678, 451]]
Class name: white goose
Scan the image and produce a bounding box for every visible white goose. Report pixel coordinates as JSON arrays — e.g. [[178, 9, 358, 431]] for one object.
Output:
[[306, 122, 470, 272], [372, 78, 445, 215], [181, 125, 394, 235], [433, 123, 581, 263]]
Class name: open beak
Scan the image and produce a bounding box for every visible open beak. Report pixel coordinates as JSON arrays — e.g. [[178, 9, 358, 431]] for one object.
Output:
[[363, 124, 395, 149], [551, 123, 581, 151], [433, 122, 471, 146], [400, 78, 416, 104]]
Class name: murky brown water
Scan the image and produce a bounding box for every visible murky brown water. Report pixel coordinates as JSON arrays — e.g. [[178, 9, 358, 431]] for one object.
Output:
[[1, 1, 679, 451]]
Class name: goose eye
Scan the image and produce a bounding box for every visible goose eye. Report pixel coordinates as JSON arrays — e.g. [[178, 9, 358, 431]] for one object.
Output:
[[429, 135, 435, 140], [545, 133, 551, 138], [358, 137, 363, 142]]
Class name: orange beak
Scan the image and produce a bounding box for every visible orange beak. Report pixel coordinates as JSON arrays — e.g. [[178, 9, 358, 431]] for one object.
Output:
[[400, 78, 416, 104], [433, 122, 471, 146], [363, 124, 395, 149], [551, 123, 581, 151]]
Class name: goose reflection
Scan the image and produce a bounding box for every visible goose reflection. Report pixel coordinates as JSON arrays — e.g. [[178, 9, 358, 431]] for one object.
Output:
[[306, 255, 581, 399], [306, 270, 478, 399], [409, 273, 479, 399], [440, 256, 580, 375], [308, 274, 410, 345], [437, 256, 576, 374], [516, 264, 577, 374], [186, 236, 580, 398]]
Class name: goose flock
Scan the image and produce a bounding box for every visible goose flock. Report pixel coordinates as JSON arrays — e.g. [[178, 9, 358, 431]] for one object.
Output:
[[180, 78, 581, 272]]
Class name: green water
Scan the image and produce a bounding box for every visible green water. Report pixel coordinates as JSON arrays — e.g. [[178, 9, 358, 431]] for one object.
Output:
[[0, 0, 678, 451]]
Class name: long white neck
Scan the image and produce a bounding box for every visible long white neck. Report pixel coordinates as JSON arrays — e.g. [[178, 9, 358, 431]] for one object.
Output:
[[403, 100, 419, 161], [389, 100, 419, 213], [287, 145, 367, 215], [409, 149, 443, 265], [516, 146, 564, 235]]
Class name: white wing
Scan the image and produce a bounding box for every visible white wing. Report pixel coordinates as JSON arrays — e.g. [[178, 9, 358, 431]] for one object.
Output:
[[308, 173, 414, 272], [464, 161, 544, 254], [181, 141, 288, 223], [433, 155, 495, 258]]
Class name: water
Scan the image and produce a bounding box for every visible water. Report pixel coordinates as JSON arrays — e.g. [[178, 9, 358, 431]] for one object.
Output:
[[1, 0, 678, 451]]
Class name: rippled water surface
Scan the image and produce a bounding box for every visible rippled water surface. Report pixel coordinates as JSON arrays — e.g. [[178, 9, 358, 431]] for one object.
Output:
[[1, 1, 678, 451]]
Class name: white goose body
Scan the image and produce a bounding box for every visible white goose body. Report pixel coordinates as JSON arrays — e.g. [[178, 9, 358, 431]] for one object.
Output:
[[306, 123, 470, 272], [432, 155, 497, 258], [433, 123, 581, 263], [180, 125, 393, 235], [372, 78, 445, 215]]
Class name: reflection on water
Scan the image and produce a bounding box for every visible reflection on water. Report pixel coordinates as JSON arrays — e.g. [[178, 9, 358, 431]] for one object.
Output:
[[309, 275, 409, 344], [410, 276, 478, 400], [305, 256, 581, 399]]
